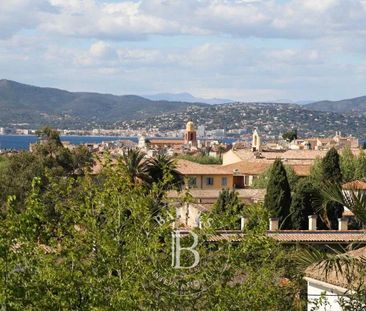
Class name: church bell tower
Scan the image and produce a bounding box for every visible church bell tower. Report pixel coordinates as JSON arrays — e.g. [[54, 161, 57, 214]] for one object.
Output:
[[184, 121, 197, 146]]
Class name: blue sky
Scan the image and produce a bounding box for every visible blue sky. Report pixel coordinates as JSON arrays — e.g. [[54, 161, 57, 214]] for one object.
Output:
[[1, 0, 366, 101]]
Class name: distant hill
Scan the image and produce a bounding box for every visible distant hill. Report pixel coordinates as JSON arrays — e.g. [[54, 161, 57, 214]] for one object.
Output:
[[120, 102, 366, 140], [304, 96, 366, 113], [144, 92, 232, 105], [0, 80, 208, 128]]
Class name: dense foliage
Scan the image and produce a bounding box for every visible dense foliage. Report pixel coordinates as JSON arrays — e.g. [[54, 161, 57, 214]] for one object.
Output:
[[263, 159, 292, 229], [0, 129, 307, 310], [176, 154, 222, 164], [321, 148, 344, 229], [252, 164, 299, 190], [282, 129, 298, 142], [290, 180, 321, 230]]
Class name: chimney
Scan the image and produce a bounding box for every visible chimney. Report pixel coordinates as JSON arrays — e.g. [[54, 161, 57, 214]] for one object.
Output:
[[269, 217, 279, 231], [308, 215, 317, 231], [240, 217, 246, 231], [338, 217, 348, 231]]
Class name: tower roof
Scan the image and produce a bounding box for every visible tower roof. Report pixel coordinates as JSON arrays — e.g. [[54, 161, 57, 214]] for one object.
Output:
[[186, 121, 195, 132]]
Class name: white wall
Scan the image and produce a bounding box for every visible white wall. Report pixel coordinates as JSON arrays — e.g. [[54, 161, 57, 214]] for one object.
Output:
[[306, 278, 346, 311]]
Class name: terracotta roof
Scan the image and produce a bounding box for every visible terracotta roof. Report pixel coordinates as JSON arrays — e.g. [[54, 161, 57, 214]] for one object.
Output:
[[223, 161, 270, 175], [181, 230, 366, 244], [291, 164, 311, 177], [223, 161, 311, 177], [263, 150, 327, 161], [167, 189, 266, 201], [267, 230, 366, 243], [342, 180, 366, 190], [176, 159, 231, 175], [149, 139, 184, 145], [305, 246, 366, 289]]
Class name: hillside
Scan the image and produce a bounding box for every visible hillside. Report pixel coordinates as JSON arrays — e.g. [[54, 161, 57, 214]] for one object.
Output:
[[305, 96, 366, 114], [0, 80, 208, 129], [119, 102, 366, 140]]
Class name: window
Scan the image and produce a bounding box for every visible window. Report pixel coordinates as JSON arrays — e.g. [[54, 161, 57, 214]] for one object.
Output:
[[221, 177, 228, 187], [206, 177, 214, 186], [188, 177, 197, 188], [244, 175, 250, 186]]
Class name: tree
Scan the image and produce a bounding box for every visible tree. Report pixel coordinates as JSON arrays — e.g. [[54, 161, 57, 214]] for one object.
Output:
[[340, 147, 356, 182], [264, 159, 292, 229], [322, 147, 342, 184], [308, 157, 323, 187], [146, 154, 183, 190], [355, 150, 366, 181], [251, 164, 299, 190], [0, 128, 93, 208], [210, 189, 245, 229], [290, 179, 321, 230], [120, 148, 149, 185], [0, 157, 303, 310], [282, 129, 298, 142], [322, 148, 344, 229]]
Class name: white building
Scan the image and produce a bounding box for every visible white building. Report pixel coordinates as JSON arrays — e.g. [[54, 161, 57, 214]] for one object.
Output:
[[305, 247, 366, 311], [197, 125, 205, 138]]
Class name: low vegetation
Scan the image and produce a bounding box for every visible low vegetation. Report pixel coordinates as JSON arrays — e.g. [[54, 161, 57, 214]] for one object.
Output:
[[176, 154, 223, 164]]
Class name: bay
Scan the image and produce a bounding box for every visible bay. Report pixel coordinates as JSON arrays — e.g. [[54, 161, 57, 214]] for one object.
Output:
[[0, 135, 138, 151]]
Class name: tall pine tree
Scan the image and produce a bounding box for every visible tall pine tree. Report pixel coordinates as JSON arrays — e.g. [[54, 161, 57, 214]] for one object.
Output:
[[264, 159, 292, 229], [322, 147, 342, 183], [290, 179, 321, 230], [322, 147, 344, 229]]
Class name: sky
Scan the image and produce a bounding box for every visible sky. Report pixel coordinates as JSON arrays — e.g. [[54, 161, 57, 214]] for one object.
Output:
[[1, 0, 366, 102]]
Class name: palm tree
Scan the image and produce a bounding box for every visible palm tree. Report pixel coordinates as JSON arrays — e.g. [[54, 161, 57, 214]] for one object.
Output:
[[217, 145, 226, 159], [296, 182, 366, 299], [321, 182, 366, 226], [146, 154, 183, 190], [121, 148, 149, 185]]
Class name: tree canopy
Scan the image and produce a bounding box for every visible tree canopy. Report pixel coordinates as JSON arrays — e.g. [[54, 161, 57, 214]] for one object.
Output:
[[263, 159, 292, 229]]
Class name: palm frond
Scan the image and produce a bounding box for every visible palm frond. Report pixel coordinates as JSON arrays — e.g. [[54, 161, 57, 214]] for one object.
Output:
[[321, 182, 366, 225]]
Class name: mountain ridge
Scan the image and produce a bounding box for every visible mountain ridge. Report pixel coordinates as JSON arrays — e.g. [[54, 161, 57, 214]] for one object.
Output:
[[144, 92, 233, 105], [304, 95, 366, 113], [0, 79, 208, 128]]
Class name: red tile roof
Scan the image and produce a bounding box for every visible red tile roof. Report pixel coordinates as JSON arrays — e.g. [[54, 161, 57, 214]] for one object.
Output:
[[342, 180, 366, 190]]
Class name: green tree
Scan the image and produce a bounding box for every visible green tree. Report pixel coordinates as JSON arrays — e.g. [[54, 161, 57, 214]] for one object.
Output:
[[340, 147, 356, 182], [210, 189, 245, 229], [264, 159, 292, 229], [282, 129, 298, 142], [176, 154, 222, 164], [0, 159, 303, 310], [120, 148, 149, 185], [322, 147, 342, 183], [252, 164, 299, 190], [146, 154, 183, 190], [355, 150, 366, 181], [308, 157, 323, 187], [322, 147, 344, 229], [0, 128, 93, 207], [290, 179, 321, 230]]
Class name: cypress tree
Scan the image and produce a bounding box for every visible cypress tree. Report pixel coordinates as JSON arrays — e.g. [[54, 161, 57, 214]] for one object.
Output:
[[290, 179, 320, 230], [264, 159, 292, 229], [212, 189, 245, 229], [322, 147, 344, 229], [322, 147, 342, 183]]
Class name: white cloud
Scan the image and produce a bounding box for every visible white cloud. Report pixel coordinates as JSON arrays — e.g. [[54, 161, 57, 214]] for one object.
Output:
[[3, 0, 366, 42], [1, 0, 366, 101]]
